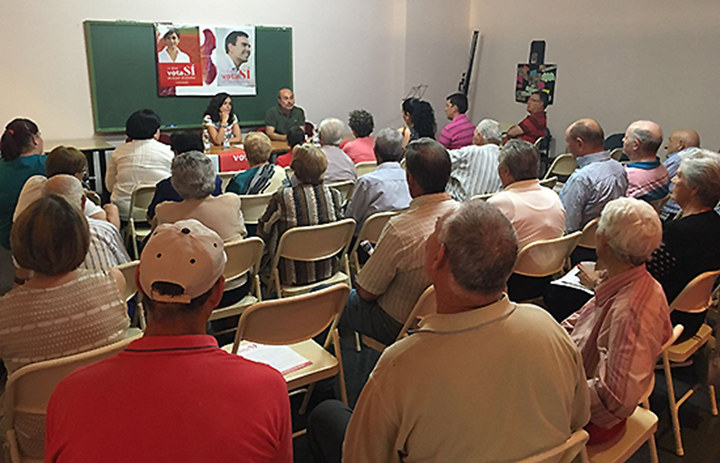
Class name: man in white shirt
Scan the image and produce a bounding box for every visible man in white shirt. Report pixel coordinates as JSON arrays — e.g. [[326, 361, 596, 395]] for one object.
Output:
[[488, 139, 565, 250], [446, 119, 503, 201], [308, 199, 590, 463]]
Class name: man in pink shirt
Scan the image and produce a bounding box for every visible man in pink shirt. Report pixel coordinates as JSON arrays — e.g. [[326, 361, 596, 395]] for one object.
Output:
[[439, 92, 475, 150], [343, 109, 376, 164]]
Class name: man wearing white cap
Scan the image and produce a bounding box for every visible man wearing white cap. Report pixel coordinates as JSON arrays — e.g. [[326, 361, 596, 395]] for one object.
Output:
[[45, 220, 292, 462]]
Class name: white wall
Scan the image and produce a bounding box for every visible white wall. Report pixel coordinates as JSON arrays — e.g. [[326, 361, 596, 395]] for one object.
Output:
[[0, 0, 408, 141], [469, 0, 720, 155]]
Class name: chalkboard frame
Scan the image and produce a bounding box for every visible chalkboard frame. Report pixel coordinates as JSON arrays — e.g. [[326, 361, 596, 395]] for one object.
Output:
[[84, 20, 293, 133]]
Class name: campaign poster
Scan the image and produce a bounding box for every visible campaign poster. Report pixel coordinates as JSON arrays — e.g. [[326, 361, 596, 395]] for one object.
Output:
[[174, 25, 257, 97], [515, 64, 557, 105], [154, 24, 202, 95]]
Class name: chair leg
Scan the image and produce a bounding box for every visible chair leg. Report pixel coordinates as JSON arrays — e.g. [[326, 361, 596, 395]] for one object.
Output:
[[709, 384, 719, 416], [333, 328, 349, 405], [663, 353, 684, 456], [299, 382, 315, 416], [354, 332, 361, 352], [642, 398, 660, 463]]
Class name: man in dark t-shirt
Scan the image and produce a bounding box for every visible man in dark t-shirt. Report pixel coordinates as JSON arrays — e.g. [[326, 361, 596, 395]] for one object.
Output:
[[265, 88, 306, 141]]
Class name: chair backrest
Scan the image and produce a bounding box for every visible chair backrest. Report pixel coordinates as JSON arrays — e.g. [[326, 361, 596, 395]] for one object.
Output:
[[514, 232, 582, 277], [543, 154, 578, 180], [327, 180, 355, 204], [577, 217, 600, 249], [518, 429, 590, 463], [662, 325, 685, 352], [648, 194, 671, 213], [86, 191, 102, 206], [3, 334, 141, 430], [355, 161, 378, 177], [234, 284, 349, 351], [356, 210, 399, 244], [539, 176, 558, 190], [223, 237, 264, 283], [129, 184, 157, 223], [670, 269, 720, 313], [609, 147, 624, 161], [237, 193, 274, 225], [471, 192, 497, 201], [219, 171, 239, 192], [274, 219, 356, 266], [397, 285, 437, 340], [116, 260, 139, 303]]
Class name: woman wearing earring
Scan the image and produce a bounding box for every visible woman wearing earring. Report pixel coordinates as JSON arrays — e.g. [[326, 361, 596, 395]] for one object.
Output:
[[203, 93, 242, 147], [157, 28, 190, 64]]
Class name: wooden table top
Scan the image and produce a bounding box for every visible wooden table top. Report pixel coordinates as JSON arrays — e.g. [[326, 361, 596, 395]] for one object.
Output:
[[45, 137, 114, 151]]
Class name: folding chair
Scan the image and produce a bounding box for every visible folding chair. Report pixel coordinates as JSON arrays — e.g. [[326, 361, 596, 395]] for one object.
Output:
[[207, 237, 264, 339], [127, 184, 156, 259], [117, 260, 145, 330], [354, 161, 377, 177], [349, 210, 400, 274], [361, 285, 437, 353], [544, 154, 578, 181], [470, 192, 497, 201], [268, 219, 356, 298], [661, 269, 720, 455], [227, 284, 350, 419], [610, 148, 624, 162], [648, 194, 670, 213], [327, 180, 355, 206], [539, 176, 558, 190], [577, 218, 600, 250], [85, 191, 101, 206], [514, 232, 582, 278], [585, 407, 659, 463], [218, 171, 239, 192], [236, 193, 274, 225], [2, 334, 141, 463], [518, 429, 589, 463]]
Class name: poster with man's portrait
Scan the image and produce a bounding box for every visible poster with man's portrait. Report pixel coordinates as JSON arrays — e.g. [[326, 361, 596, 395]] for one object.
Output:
[[154, 24, 202, 95]]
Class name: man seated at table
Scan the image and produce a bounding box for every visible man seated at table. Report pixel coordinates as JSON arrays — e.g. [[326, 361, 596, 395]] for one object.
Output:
[[308, 199, 590, 463], [339, 138, 458, 345], [45, 220, 292, 462], [506, 91, 548, 143], [265, 88, 306, 142]]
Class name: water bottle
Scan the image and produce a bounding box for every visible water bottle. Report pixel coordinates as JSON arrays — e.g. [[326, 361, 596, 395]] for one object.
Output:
[[223, 136, 230, 149], [203, 131, 211, 152]]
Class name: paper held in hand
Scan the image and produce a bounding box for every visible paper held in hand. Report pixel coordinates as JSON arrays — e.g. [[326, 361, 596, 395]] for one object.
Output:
[[550, 263, 595, 295], [236, 342, 313, 375]]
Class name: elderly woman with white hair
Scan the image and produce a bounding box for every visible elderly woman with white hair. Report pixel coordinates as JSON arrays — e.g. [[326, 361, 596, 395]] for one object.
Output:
[[647, 148, 720, 341], [562, 197, 672, 445], [318, 117, 357, 183], [154, 151, 246, 242], [446, 118, 503, 201]]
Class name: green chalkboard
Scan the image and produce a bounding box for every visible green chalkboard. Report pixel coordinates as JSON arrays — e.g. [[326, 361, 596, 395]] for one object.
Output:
[[84, 20, 293, 133]]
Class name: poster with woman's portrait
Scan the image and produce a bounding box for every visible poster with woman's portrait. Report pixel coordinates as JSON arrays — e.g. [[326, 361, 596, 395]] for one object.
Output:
[[154, 24, 202, 95]]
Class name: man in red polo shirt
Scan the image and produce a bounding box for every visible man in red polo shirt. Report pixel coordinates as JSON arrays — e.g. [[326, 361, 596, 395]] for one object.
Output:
[[506, 91, 548, 143], [45, 219, 292, 463]]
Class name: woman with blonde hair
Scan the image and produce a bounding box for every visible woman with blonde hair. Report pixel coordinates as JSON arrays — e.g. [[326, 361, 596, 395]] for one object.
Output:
[[226, 132, 286, 195]]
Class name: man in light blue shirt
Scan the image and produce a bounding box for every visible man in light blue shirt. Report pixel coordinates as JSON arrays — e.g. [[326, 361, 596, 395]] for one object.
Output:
[[660, 129, 700, 220], [346, 128, 411, 230], [560, 119, 628, 233]]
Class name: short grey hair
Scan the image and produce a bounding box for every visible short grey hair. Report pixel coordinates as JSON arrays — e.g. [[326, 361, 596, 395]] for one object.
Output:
[[499, 140, 540, 182], [680, 148, 720, 207], [628, 128, 662, 153], [437, 199, 518, 294], [43, 174, 84, 210], [171, 151, 216, 200], [476, 119, 502, 145], [318, 118, 344, 146], [597, 197, 662, 266], [374, 128, 403, 162]]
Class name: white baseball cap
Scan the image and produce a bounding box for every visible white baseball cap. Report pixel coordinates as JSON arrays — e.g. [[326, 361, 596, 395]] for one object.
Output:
[[139, 219, 226, 303]]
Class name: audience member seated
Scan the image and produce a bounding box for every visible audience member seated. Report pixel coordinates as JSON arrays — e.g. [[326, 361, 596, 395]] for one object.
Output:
[[258, 144, 344, 287], [446, 118, 503, 201], [660, 129, 700, 220], [488, 140, 565, 250], [45, 220, 292, 462], [647, 149, 720, 341], [275, 125, 305, 168], [339, 138, 458, 345], [399, 98, 437, 146], [154, 151, 246, 242], [226, 132, 286, 195], [265, 88, 306, 142], [343, 109, 376, 164], [562, 198, 671, 445], [506, 91, 548, 143], [0, 195, 130, 459], [346, 128, 411, 230], [623, 120, 669, 202], [560, 119, 627, 233], [203, 92, 242, 146], [147, 131, 222, 220], [0, 118, 46, 251], [106, 109, 174, 221], [439, 92, 475, 150], [308, 199, 590, 462], [318, 118, 357, 183]]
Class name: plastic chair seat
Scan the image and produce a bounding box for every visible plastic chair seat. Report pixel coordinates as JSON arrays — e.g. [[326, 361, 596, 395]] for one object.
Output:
[[667, 323, 712, 363], [586, 407, 658, 463], [208, 293, 259, 322], [279, 271, 350, 297]]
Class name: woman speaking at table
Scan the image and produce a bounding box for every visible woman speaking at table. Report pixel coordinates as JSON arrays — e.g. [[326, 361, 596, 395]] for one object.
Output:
[[203, 92, 242, 147]]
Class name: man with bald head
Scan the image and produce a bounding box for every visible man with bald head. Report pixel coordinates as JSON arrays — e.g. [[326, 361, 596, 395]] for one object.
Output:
[[623, 120, 669, 202], [661, 129, 701, 220], [264, 88, 306, 141], [560, 119, 627, 233]]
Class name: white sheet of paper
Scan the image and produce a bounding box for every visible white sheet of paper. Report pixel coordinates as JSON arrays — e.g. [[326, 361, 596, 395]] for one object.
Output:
[[550, 266, 595, 295], [236, 342, 312, 375]]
